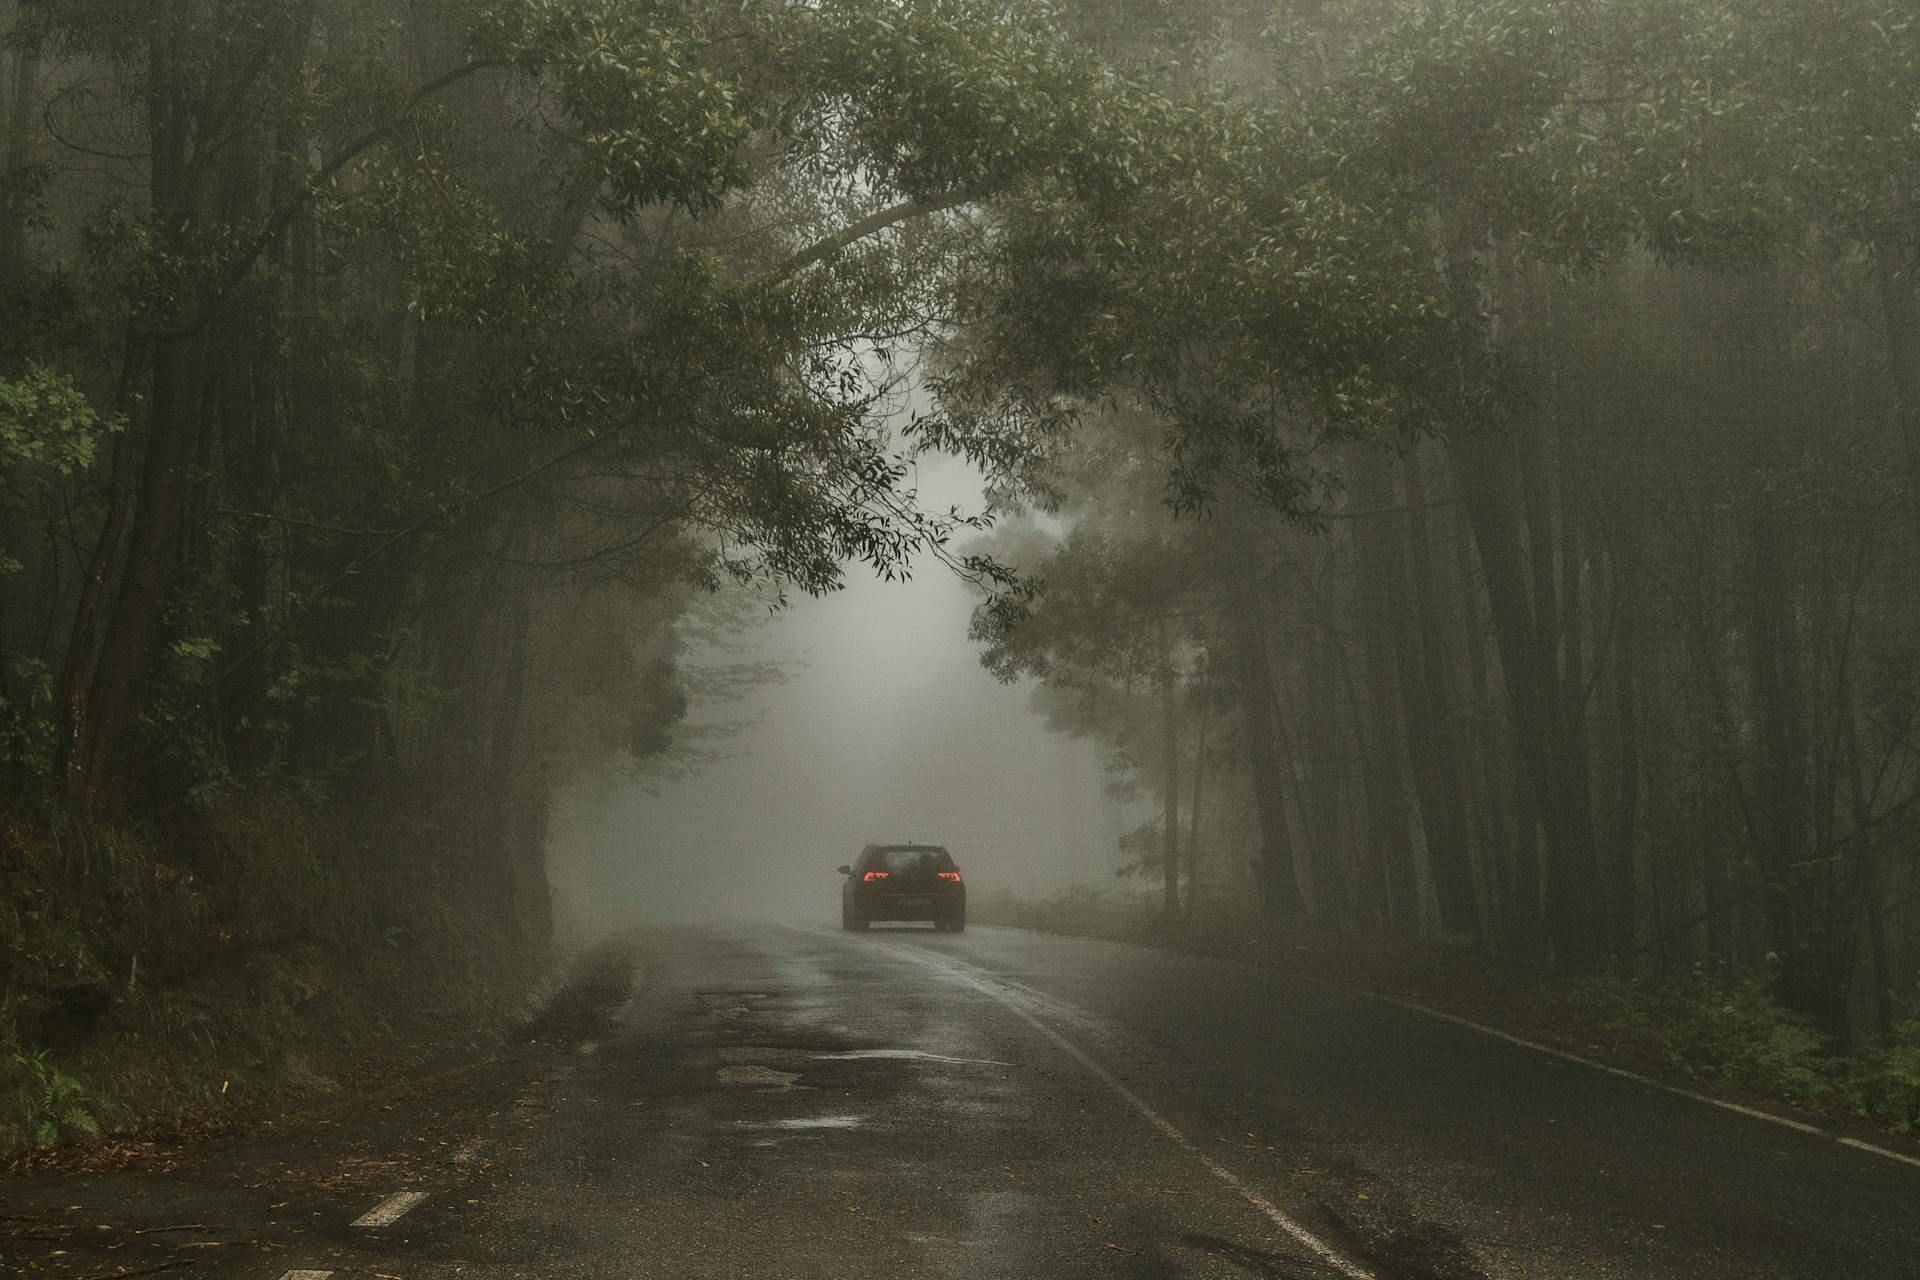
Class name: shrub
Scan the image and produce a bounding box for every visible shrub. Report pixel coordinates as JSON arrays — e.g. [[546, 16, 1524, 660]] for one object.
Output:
[[0, 1048, 102, 1149], [1856, 1020, 1920, 1132], [1651, 977, 1839, 1105], [0, 789, 538, 1158]]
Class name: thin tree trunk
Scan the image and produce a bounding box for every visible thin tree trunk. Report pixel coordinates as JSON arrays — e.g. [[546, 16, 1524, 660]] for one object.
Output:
[[0, 35, 39, 292], [1238, 598, 1307, 919], [1607, 537, 1644, 968], [1160, 655, 1181, 921], [1350, 456, 1421, 934], [1401, 449, 1479, 936], [1878, 249, 1920, 547], [1185, 669, 1208, 920]]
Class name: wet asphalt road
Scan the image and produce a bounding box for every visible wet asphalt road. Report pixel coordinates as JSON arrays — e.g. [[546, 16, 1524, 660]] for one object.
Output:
[[5, 923, 1919, 1278]]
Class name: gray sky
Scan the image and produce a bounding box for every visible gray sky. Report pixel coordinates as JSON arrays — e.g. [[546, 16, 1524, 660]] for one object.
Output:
[[546, 454, 1136, 937]]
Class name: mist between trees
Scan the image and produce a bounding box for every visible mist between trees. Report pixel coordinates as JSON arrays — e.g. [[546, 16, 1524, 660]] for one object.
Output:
[[1, 0, 1918, 1139]]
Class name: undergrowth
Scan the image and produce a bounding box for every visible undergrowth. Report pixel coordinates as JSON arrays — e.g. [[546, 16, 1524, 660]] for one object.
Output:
[[975, 887, 1920, 1135], [0, 789, 542, 1159]]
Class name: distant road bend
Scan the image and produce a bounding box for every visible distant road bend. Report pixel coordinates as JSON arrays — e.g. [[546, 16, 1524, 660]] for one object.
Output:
[[4, 924, 1917, 1279]]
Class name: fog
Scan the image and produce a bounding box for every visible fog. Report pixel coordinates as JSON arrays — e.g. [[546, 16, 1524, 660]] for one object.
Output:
[[546, 454, 1137, 939]]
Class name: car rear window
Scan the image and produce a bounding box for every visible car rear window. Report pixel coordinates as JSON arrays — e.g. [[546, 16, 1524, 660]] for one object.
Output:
[[869, 847, 953, 874]]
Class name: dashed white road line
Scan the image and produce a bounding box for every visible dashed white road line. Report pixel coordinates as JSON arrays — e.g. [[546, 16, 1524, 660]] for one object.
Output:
[[351, 1190, 429, 1228], [840, 932, 1376, 1280], [278, 1270, 334, 1279], [1371, 995, 1920, 1171]]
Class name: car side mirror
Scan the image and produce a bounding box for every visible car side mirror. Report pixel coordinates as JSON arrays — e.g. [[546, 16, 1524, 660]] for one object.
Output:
[[836, 864, 852, 876]]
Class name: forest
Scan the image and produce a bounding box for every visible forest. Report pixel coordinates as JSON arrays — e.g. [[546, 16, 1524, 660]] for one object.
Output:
[[960, 0, 1920, 1056], [3, 0, 1918, 1146]]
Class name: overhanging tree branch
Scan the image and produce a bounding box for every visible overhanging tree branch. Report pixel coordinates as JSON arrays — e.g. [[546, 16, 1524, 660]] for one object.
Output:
[[149, 57, 510, 339], [761, 191, 974, 284]]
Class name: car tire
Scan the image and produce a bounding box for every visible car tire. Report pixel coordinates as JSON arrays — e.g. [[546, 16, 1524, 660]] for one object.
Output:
[[842, 903, 867, 931], [945, 907, 966, 933]]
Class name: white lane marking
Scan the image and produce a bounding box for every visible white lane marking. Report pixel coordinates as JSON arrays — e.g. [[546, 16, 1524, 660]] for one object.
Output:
[[351, 1190, 428, 1228], [737, 1115, 864, 1131], [871, 939, 1374, 1280], [279, 1272, 334, 1280], [1372, 996, 1920, 1170]]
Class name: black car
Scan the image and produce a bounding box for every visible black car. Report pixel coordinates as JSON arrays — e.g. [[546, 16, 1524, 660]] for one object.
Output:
[[838, 843, 966, 932]]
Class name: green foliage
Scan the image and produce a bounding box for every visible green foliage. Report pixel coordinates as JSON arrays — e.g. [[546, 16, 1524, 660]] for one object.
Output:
[[0, 364, 106, 478], [1857, 1020, 1920, 1132], [0, 364, 118, 573], [0, 657, 59, 782], [1555, 980, 1920, 1132], [0, 1049, 103, 1149], [0, 796, 539, 1156], [1651, 977, 1840, 1105]]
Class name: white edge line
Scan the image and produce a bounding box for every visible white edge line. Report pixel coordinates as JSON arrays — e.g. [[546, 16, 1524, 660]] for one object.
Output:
[[1374, 995, 1920, 1170], [351, 1189, 429, 1228], [803, 923, 1920, 1184], [1836, 1136, 1920, 1170], [872, 937, 1376, 1280], [279, 1271, 335, 1280]]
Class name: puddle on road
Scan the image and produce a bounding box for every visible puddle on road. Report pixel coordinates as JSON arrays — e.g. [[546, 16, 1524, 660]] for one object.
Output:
[[696, 992, 770, 1021], [812, 1049, 1013, 1067], [716, 1065, 802, 1088], [717, 1044, 1012, 1068], [736, 1115, 864, 1131]]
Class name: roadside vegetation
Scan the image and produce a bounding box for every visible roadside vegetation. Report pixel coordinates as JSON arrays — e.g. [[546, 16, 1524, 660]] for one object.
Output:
[[975, 888, 1920, 1136], [1, 797, 538, 1157]]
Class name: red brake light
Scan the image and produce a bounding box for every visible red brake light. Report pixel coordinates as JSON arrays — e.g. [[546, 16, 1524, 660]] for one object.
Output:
[[862, 870, 890, 882], [938, 870, 962, 882]]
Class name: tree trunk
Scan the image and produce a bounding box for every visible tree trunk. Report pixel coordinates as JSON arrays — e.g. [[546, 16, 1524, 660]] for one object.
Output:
[[1878, 249, 1920, 547], [1606, 538, 1644, 968], [1451, 423, 1607, 973], [1399, 448, 1480, 936], [0, 35, 39, 293], [1159, 656, 1181, 921], [1453, 495, 1525, 956], [68, 333, 209, 804], [1185, 666, 1208, 919], [1350, 453, 1422, 934], [1237, 599, 1307, 919]]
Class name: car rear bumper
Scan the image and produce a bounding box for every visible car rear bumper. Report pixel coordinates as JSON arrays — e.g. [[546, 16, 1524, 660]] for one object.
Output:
[[850, 890, 964, 921]]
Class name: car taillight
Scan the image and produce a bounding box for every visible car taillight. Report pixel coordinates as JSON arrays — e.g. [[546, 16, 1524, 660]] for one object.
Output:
[[937, 870, 961, 882], [862, 870, 890, 882]]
